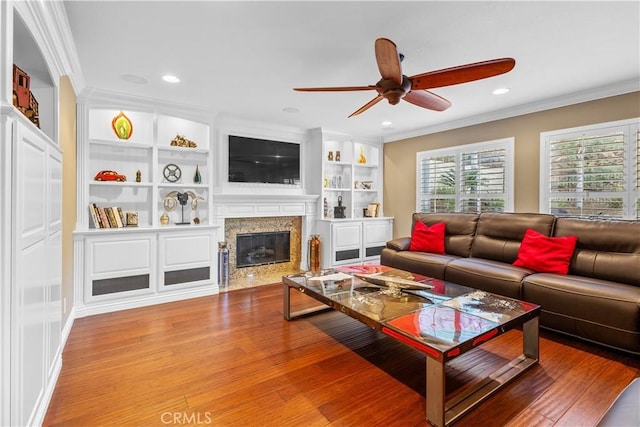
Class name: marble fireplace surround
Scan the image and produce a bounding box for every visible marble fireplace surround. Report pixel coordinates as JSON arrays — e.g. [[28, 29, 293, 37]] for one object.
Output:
[[212, 194, 318, 282]]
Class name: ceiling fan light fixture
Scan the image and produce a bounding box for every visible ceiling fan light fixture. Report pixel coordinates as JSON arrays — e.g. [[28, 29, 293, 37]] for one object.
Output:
[[162, 74, 180, 83], [492, 87, 510, 95]]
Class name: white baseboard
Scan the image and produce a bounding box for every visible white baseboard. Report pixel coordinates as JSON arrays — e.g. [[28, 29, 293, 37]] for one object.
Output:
[[74, 285, 220, 318], [31, 344, 63, 426]]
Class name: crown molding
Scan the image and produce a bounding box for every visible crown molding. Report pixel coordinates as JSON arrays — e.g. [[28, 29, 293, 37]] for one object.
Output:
[[383, 79, 640, 143]]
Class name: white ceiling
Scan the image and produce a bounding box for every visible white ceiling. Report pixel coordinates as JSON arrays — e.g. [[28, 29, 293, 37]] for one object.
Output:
[[63, 1, 639, 141]]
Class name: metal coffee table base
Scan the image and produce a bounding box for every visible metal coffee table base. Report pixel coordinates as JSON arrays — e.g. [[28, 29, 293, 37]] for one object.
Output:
[[425, 317, 539, 426]]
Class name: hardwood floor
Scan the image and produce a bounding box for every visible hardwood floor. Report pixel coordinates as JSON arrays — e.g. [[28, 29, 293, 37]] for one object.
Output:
[[44, 284, 639, 426]]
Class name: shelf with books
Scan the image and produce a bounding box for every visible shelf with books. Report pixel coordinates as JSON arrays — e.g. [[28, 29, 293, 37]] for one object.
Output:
[[81, 103, 212, 232], [76, 94, 218, 316]]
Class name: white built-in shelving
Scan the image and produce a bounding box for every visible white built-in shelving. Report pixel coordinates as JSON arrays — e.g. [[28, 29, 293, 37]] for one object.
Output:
[[308, 128, 393, 268], [74, 92, 219, 317]]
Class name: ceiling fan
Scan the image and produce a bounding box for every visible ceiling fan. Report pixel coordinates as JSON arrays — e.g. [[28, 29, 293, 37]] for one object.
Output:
[[294, 38, 515, 118]]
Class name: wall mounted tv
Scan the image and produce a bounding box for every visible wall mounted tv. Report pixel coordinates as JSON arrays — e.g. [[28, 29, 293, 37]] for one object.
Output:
[[228, 135, 301, 184]]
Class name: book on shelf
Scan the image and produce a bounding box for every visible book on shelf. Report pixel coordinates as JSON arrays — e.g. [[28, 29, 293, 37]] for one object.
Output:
[[90, 203, 131, 228], [97, 207, 110, 228], [109, 207, 124, 227], [89, 203, 101, 228], [116, 207, 126, 227], [105, 207, 120, 228]]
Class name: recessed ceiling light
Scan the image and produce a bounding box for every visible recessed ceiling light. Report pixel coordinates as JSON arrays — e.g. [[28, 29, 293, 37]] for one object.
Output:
[[162, 75, 180, 83], [492, 87, 510, 95], [381, 121, 393, 127], [121, 74, 148, 85], [282, 107, 300, 114]]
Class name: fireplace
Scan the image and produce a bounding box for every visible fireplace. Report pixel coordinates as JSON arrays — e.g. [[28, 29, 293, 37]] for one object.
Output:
[[224, 216, 302, 281], [236, 231, 290, 268]]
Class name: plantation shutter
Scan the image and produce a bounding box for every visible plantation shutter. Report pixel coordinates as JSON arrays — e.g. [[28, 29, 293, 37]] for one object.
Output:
[[548, 130, 626, 218], [417, 155, 456, 213], [416, 138, 513, 213], [459, 147, 507, 213]]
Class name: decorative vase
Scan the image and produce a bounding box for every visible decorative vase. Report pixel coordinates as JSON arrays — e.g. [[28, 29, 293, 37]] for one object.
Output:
[[308, 235, 321, 271], [218, 242, 229, 289], [194, 165, 202, 184], [160, 213, 169, 225]]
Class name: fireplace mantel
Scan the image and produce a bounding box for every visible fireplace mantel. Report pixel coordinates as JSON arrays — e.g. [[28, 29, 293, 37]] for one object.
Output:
[[212, 194, 319, 218]]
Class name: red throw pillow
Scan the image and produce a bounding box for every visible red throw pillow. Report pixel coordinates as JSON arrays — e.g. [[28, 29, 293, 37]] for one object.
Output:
[[513, 228, 578, 275], [409, 221, 446, 254]]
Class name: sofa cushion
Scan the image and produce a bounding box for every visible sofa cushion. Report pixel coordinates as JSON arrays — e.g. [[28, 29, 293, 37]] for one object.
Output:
[[554, 217, 640, 287], [410, 221, 445, 254], [445, 258, 533, 298], [472, 213, 556, 263], [522, 273, 640, 354], [513, 228, 578, 274], [412, 213, 479, 257], [383, 250, 459, 280]]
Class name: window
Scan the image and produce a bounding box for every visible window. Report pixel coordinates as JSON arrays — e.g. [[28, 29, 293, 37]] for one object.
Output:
[[416, 138, 514, 213], [540, 118, 640, 220]]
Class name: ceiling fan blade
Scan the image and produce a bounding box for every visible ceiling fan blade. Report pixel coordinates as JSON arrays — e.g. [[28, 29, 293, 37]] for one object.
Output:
[[410, 58, 516, 90], [294, 85, 376, 92], [403, 90, 452, 111], [348, 95, 383, 118], [375, 38, 402, 85]]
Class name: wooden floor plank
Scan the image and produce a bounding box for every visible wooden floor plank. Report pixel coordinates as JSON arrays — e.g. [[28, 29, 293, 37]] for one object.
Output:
[[44, 284, 639, 426]]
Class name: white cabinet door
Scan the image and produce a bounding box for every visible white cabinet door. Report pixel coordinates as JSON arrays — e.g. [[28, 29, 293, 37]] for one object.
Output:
[[331, 221, 362, 265], [11, 120, 62, 426], [85, 234, 156, 302], [362, 219, 393, 261], [158, 230, 215, 290]]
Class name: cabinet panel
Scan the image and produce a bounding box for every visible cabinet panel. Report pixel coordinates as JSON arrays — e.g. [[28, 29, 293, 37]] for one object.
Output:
[[363, 220, 392, 244], [159, 231, 215, 290], [90, 238, 152, 276], [333, 223, 362, 249], [162, 234, 212, 267], [317, 218, 392, 268], [17, 126, 47, 245]]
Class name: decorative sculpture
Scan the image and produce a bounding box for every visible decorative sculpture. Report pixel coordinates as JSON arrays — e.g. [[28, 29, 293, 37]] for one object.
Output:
[[111, 111, 133, 140], [163, 190, 205, 225]]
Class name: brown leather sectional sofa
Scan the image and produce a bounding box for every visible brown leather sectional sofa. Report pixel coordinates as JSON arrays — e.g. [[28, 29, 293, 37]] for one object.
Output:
[[381, 212, 640, 355]]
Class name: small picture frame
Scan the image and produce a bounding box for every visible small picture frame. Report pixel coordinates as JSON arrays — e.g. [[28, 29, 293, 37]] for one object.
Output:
[[126, 211, 139, 227]]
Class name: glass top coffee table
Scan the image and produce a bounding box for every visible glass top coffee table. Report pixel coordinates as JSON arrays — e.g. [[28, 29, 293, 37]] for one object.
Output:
[[283, 265, 540, 427]]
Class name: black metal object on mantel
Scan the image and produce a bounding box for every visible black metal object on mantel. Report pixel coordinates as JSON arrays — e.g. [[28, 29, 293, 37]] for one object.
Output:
[[334, 195, 346, 218]]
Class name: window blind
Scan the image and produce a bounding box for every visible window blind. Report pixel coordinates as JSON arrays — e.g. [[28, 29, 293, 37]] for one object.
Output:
[[416, 139, 513, 214], [541, 118, 639, 220]]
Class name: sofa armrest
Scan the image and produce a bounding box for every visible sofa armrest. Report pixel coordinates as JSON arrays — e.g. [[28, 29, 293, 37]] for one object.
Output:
[[597, 378, 640, 426], [386, 237, 411, 251]]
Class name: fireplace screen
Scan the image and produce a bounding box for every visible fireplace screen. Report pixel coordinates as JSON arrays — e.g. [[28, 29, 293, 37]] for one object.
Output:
[[236, 231, 290, 268]]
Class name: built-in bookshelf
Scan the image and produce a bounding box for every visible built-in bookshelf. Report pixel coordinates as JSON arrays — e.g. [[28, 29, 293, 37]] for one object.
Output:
[[74, 93, 219, 317], [83, 107, 211, 230]]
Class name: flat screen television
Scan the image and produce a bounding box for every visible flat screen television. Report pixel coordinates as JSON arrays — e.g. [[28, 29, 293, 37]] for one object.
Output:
[[228, 135, 301, 184]]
